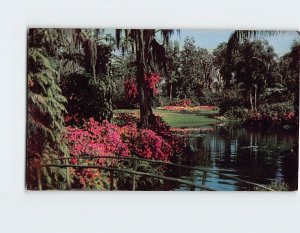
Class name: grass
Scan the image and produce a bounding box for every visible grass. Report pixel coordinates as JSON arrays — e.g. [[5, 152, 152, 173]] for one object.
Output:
[[114, 109, 221, 128]]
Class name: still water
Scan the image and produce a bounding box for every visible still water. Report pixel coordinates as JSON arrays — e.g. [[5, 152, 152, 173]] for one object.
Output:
[[166, 125, 298, 191]]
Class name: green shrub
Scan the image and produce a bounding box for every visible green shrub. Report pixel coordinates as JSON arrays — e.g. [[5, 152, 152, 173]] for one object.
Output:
[[258, 102, 294, 115], [224, 107, 249, 119]]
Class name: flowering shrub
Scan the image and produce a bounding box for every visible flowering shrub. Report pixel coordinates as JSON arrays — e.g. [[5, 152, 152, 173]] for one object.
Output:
[[171, 99, 192, 107], [124, 73, 161, 103], [120, 125, 173, 160], [64, 118, 130, 189], [115, 113, 185, 157], [148, 115, 185, 155], [124, 79, 138, 102], [161, 105, 218, 112], [245, 111, 297, 126], [146, 73, 161, 95], [64, 118, 130, 160], [64, 116, 187, 188], [114, 112, 139, 127]]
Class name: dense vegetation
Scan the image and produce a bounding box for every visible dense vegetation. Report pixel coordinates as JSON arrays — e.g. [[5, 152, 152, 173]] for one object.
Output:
[[26, 29, 299, 190]]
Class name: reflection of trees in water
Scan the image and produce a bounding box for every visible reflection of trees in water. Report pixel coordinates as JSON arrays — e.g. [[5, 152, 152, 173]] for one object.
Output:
[[281, 146, 298, 191], [191, 126, 297, 189], [190, 135, 213, 167]]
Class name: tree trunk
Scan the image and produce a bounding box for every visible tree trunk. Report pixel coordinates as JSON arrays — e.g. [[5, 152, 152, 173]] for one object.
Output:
[[254, 86, 257, 111], [169, 83, 173, 100], [135, 30, 153, 128], [249, 90, 254, 111]]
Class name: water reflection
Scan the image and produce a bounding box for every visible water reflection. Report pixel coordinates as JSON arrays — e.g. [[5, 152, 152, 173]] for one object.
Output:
[[170, 126, 298, 191]]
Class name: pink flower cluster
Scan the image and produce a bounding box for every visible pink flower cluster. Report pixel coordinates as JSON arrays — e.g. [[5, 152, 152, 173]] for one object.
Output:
[[146, 73, 160, 95], [64, 116, 186, 188], [65, 115, 184, 162], [120, 125, 173, 160], [64, 118, 130, 163], [124, 73, 161, 102], [161, 105, 217, 112], [124, 79, 138, 102]]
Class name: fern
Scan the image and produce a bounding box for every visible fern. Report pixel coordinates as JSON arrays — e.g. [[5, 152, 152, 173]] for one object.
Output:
[[26, 29, 69, 190]]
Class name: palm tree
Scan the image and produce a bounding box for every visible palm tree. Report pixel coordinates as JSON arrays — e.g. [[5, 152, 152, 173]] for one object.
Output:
[[115, 29, 177, 128], [226, 30, 300, 117]]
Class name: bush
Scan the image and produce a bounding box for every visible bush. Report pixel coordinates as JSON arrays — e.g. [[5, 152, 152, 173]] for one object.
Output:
[[63, 115, 187, 189], [219, 98, 244, 115], [224, 107, 249, 120], [64, 118, 130, 189], [114, 112, 139, 127], [258, 102, 294, 115], [198, 89, 223, 106], [245, 102, 297, 126]]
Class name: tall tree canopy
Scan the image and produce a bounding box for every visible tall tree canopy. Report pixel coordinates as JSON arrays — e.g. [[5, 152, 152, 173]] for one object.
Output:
[[115, 29, 177, 127]]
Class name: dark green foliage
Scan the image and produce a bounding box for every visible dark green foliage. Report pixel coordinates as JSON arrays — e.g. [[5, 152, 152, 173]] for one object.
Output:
[[224, 107, 249, 120], [27, 29, 69, 189], [60, 30, 115, 123], [218, 86, 245, 115], [61, 72, 114, 124], [258, 102, 294, 114]]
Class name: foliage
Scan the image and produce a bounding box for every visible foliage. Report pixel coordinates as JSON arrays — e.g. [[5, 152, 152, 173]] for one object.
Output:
[[172, 37, 217, 101], [148, 115, 186, 156], [63, 118, 130, 189], [116, 29, 176, 127], [245, 110, 296, 126], [218, 86, 246, 115], [279, 40, 300, 120], [121, 125, 173, 160], [64, 118, 130, 159], [114, 112, 139, 127], [60, 30, 114, 123], [170, 99, 192, 107], [124, 73, 161, 105], [61, 72, 114, 124], [27, 29, 69, 189], [224, 107, 249, 120], [63, 116, 186, 189]]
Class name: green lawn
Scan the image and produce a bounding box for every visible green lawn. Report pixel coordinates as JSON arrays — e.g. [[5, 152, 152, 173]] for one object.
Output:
[[114, 109, 221, 128]]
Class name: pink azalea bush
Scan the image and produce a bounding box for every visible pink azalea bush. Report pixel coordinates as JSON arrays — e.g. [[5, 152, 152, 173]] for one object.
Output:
[[161, 105, 218, 112], [64, 118, 130, 162], [64, 115, 187, 188], [65, 115, 185, 162], [120, 125, 173, 160]]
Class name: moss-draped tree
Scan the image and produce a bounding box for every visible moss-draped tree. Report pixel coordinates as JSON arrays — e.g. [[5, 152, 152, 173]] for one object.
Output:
[[115, 29, 178, 128]]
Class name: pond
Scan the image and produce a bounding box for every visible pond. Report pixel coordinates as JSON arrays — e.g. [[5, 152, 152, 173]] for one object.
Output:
[[165, 125, 298, 191]]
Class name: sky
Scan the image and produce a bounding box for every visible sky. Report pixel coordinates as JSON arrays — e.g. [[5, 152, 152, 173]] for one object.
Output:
[[106, 29, 299, 57], [172, 29, 300, 56]]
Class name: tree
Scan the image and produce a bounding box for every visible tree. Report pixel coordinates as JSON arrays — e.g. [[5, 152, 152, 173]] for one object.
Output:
[[165, 40, 181, 100], [226, 30, 300, 117], [233, 40, 278, 111], [174, 37, 216, 102], [279, 40, 300, 117], [115, 29, 177, 128], [60, 29, 115, 123]]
